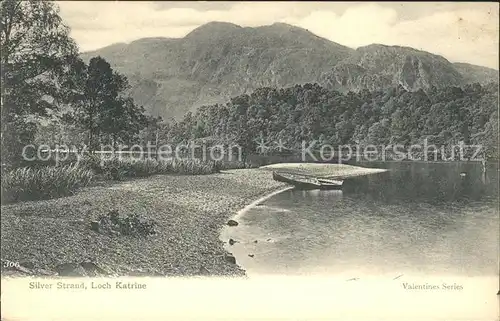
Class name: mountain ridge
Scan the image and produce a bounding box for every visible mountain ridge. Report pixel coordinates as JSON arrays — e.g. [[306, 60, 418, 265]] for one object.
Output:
[[80, 22, 498, 120]]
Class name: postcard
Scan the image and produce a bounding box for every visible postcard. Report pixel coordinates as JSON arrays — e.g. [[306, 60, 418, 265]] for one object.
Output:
[[1, 1, 498, 320]]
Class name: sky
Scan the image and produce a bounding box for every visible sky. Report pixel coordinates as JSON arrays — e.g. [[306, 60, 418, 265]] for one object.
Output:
[[57, 1, 499, 69]]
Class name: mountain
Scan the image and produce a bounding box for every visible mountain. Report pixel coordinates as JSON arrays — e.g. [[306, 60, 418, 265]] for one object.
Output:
[[320, 44, 465, 91], [81, 22, 498, 120], [452, 62, 499, 85]]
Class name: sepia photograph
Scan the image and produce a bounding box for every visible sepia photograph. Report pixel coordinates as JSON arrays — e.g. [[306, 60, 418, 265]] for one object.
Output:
[[1, 1, 499, 320]]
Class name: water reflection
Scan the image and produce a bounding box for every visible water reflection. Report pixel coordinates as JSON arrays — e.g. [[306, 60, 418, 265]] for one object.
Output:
[[232, 162, 499, 277], [343, 162, 498, 204], [300, 189, 343, 200]]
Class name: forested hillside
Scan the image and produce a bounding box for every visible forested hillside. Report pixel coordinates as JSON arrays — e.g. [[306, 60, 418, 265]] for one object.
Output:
[[164, 83, 498, 159]]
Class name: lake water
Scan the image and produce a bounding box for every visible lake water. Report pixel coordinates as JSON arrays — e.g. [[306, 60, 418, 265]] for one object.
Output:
[[224, 162, 499, 279]]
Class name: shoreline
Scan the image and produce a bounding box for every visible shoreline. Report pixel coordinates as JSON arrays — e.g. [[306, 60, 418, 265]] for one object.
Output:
[[219, 185, 294, 274], [229, 186, 295, 222], [1, 169, 288, 277], [1, 164, 387, 278], [220, 164, 389, 275]]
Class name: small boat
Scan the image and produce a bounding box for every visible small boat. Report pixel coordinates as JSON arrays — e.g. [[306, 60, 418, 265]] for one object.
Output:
[[317, 177, 344, 186], [272, 171, 320, 189], [272, 171, 343, 190]]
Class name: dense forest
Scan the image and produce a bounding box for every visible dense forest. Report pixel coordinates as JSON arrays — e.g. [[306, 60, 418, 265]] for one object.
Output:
[[36, 82, 499, 161], [155, 83, 498, 160]]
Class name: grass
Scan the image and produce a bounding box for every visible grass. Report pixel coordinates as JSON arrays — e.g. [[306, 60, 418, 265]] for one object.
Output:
[[213, 159, 256, 171], [1, 156, 221, 204], [80, 156, 218, 180], [1, 158, 389, 205], [1, 165, 94, 204]]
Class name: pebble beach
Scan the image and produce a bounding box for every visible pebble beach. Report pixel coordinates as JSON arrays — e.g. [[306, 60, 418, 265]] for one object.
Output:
[[1, 169, 287, 277], [1, 165, 387, 277]]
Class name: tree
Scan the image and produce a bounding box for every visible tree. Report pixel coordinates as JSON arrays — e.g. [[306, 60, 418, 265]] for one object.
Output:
[[139, 115, 164, 147], [101, 97, 148, 149], [164, 82, 498, 161], [1, 0, 79, 165], [367, 119, 391, 145], [71, 56, 148, 152], [475, 110, 499, 160]]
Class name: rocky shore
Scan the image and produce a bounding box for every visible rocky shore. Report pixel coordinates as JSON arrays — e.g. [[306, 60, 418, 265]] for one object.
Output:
[[1, 169, 287, 277]]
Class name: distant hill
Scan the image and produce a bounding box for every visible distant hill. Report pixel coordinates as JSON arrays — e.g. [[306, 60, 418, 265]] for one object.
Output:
[[81, 22, 499, 120], [321, 44, 465, 91], [452, 62, 500, 85]]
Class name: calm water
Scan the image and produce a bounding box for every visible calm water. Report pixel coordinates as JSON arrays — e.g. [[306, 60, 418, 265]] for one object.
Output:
[[225, 162, 499, 277]]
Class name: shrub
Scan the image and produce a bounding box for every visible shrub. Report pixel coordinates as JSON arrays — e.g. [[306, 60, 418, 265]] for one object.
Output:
[[94, 209, 157, 237], [166, 158, 218, 175], [213, 160, 255, 170], [1, 156, 219, 203], [79, 156, 218, 180], [82, 156, 130, 180], [1, 165, 93, 204]]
